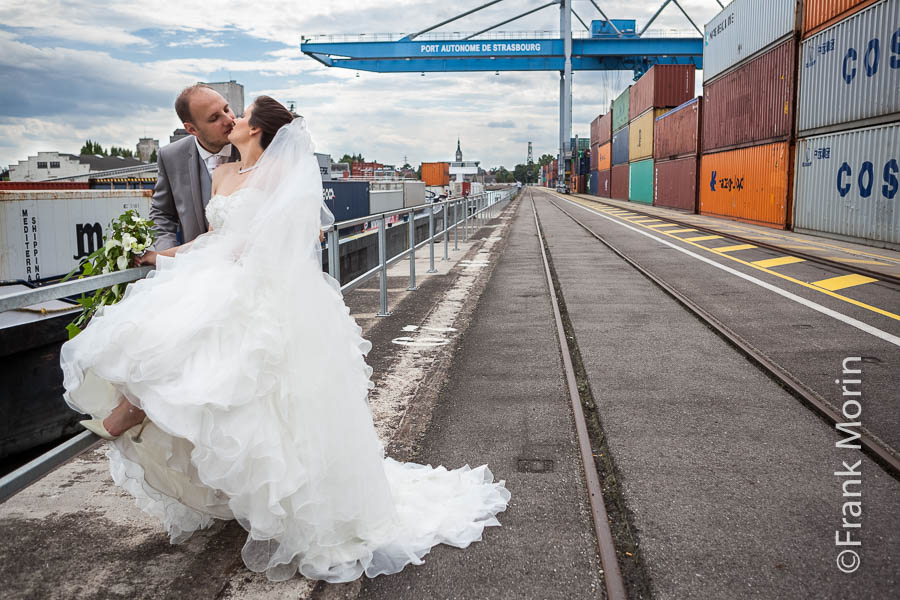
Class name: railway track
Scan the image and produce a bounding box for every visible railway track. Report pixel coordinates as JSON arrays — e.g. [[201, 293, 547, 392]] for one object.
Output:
[[571, 195, 900, 287]]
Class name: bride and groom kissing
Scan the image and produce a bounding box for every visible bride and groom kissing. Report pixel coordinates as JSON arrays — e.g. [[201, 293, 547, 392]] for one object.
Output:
[[61, 86, 510, 583]]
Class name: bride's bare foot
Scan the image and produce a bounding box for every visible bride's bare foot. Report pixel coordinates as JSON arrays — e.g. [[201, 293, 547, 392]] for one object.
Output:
[[103, 397, 147, 437]]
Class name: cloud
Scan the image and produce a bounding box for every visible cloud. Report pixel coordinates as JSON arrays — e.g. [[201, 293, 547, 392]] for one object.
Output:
[[487, 121, 515, 128], [167, 35, 226, 48]]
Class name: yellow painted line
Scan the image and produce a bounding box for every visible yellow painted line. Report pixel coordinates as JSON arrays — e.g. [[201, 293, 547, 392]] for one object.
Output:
[[813, 274, 878, 291], [633, 219, 663, 224], [563, 196, 900, 322], [713, 244, 757, 253], [752, 256, 806, 268], [646, 223, 681, 229], [666, 228, 698, 234], [823, 257, 891, 267], [684, 235, 724, 242]]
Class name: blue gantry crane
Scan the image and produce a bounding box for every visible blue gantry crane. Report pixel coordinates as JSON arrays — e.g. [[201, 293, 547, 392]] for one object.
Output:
[[300, 0, 709, 185]]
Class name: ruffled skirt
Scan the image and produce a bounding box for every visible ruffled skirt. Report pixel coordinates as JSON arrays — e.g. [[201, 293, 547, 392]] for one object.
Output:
[[60, 241, 509, 582]]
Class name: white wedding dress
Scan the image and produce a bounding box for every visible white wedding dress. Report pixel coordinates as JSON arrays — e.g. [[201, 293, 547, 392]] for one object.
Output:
[[59, 119, 509, 583]]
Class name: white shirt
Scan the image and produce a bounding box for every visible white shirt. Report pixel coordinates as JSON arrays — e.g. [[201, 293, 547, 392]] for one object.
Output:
[[194, 137, 233, 179]]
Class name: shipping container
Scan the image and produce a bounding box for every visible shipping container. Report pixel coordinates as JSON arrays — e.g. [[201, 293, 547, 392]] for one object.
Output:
[[654, 157, 698, 211], [369, 189, 404, 214], [794, 122, 899, 249], [590, 170, 599, 195], [699, 142, 793, 228], [629, 108, 667, 162], [655, 98, 701, 160], [629, 64, 696, 120], [0, 182, 90, 190], [802, 0, 879, 38], [322, 181, 370, 223], [402, 181, 426, 208], [595, 142, 612, 171], [629, 158, 654, 204], [0, 190, 151, 283], [612, 86, 632, 132], [421, 162, 450, 187], [703, 0, 799, 82], [612, 125, 630, 165], [597, 170, 611, 198], [591, 111, 613, 146], [611, 164, 629, 200], [797, 0, 900, 135], [702, 38, 796, 153]]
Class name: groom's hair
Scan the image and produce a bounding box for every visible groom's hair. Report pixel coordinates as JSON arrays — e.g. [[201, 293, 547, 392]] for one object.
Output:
[[175, 83, 214, 124], [249, 96, 296, 150]]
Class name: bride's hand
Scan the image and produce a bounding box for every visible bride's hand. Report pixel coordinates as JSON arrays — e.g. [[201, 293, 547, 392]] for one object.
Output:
[[134, 251, 158, 267]]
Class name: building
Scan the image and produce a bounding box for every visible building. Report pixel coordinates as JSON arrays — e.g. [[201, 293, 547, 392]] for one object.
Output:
[[136, 138, 159, 163], [169, 128, 189, 144], [8, 152, 145, 182], [205, 80, 245, 117], [449, 139, 480, 183]]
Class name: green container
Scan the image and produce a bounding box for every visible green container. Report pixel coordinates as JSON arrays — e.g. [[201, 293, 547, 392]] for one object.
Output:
[[629, 158, 654, 204], [612, 86, 632, 132]]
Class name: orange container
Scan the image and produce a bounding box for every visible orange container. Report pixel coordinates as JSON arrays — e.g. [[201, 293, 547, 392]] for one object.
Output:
[[420, 162, 449, 186], [802, 0, 879, 38], [699, 142, 793, 229], [595, 142, 611, 171]]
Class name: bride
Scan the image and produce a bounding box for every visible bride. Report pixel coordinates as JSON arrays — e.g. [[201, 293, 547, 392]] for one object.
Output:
[[59, 96, 510, 583]]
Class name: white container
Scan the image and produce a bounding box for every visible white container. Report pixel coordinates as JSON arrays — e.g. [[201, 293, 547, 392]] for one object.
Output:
[[703, 0, 799, 82], [402, 181, 426, 208], [0, 190, 151, 283], [794, 122, 900, 249], [368, 189, 404, 214], [797, 0, 900, 135]]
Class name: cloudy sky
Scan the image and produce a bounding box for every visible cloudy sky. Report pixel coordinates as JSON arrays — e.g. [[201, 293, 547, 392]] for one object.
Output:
[[0, 0, 725, 172]]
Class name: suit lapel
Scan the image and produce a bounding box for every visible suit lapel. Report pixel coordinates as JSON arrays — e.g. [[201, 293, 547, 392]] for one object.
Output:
[[186, 141, 207, 230]]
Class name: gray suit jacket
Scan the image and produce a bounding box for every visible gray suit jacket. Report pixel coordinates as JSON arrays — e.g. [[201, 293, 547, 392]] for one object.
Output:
[[150, 136, 237, 250]]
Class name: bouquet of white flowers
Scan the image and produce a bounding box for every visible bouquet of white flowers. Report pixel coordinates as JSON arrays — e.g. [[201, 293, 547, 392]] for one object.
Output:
[[64, 209, 155, 339]]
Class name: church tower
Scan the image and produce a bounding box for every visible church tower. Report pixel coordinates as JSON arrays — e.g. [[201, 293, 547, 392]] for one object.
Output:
[[455, 138, 463, 162]]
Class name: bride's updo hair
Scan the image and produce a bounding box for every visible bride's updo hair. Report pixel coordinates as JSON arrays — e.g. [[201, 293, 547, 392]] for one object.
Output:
[[249, 96, 295, 150]]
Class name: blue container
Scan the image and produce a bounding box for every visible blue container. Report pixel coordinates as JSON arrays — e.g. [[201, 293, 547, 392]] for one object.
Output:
[[590, 170, 599, 195], [322, 181, 370, 222], [612, 125, 630, 165]]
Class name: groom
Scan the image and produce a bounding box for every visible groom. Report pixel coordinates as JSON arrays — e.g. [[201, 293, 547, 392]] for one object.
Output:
[[150, 84, 239, 250]]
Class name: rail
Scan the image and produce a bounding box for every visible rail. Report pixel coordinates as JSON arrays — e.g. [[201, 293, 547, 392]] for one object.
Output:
[[0, 186, 519, 503]]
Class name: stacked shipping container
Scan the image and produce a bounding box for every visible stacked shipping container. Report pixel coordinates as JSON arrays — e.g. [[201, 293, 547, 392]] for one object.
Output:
[[611, 87, 631, 200], [793, 0, 900, 249], [653, 98, 701, 211], [628, 65, 695, 205], [590, 111, 613, 197], [699, 0, 801, 228]]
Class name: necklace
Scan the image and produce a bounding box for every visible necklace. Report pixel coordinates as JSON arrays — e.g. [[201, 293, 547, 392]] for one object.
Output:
[[238, 163, 258, 174]]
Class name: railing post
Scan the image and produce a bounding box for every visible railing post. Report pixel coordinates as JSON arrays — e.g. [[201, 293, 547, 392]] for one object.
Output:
[[463, 195, 469, 241], [427, 204, 437, 273], [327, 228, 340, 284], [376, 215, 391, 317], [453, 199, 459, 250], [442, 201, 449, 260], [407, 209, 417, 291]]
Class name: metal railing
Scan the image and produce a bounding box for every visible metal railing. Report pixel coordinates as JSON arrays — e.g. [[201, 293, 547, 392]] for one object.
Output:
[[0, 186, 519, 503]]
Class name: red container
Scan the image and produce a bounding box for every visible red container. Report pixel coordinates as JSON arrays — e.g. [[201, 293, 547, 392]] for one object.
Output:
[[591, 112, 613, 146], [596, 169, 611, 198], [702, 38, 796, 153], [611, 164, 629, 200], [653, 157, 697, 212], [802, 0, 878, 38], [629, 64, 696, 120], [462, 181, 471, 196], [654, 98, 701, 160], [0, 181, 90, 190]]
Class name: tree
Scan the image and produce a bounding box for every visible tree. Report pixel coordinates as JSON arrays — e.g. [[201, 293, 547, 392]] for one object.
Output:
[[338, 153, 365, 164], [538, 153, 555, 166], [0, 168, 9, 181], [149, 149, 158, 163], [80, 140, 106, 156]]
